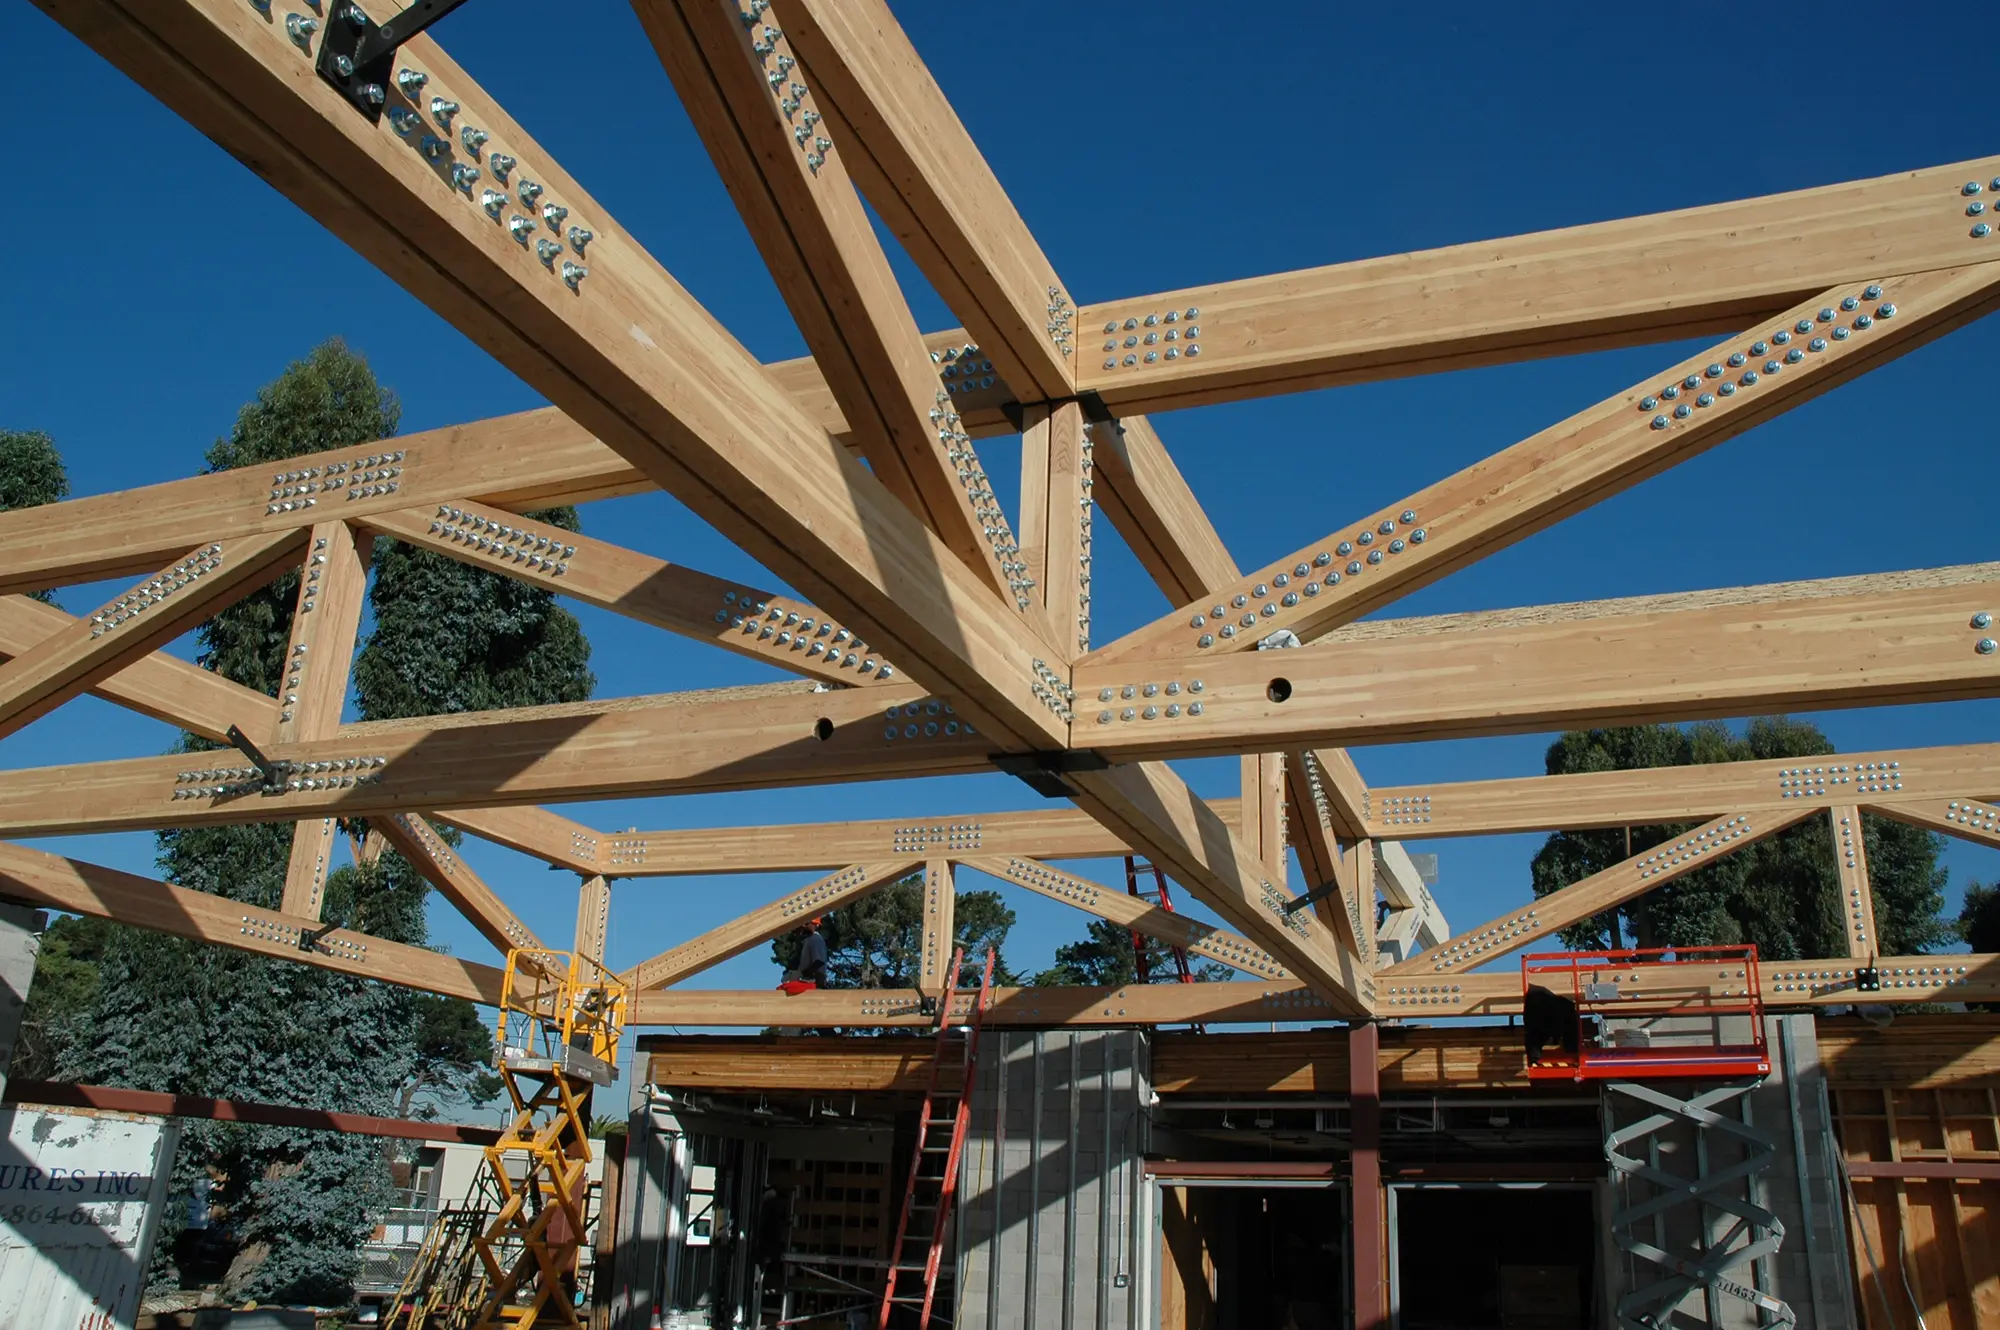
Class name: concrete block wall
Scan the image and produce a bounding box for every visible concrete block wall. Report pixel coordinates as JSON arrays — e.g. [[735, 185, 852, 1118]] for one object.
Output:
[[955, 1029, 1149, 1330], [1605, 1014, 1857, 1330]]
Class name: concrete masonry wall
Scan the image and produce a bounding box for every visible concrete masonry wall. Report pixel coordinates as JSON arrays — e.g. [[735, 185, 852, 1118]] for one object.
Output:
[[954, 1029, 1150, 1330]]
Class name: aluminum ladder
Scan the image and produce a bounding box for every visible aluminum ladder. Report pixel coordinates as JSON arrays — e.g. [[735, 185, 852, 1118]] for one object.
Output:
[[1123, 855, 1194, 984], [876, 948, 996, 1329]]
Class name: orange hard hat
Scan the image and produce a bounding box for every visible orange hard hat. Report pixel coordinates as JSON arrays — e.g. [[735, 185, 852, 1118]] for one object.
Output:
[[808, 915, 824, 929]]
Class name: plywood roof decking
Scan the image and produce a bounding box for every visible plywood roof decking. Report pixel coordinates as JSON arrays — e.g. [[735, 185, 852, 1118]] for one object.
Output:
[[641, 1015, 2000, 1097]]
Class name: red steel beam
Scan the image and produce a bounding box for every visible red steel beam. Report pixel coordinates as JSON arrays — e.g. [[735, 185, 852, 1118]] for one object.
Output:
[[4, 1080, 503, 1145]]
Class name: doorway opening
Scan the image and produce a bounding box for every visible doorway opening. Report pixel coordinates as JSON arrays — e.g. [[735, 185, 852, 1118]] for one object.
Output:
[[1390, 1184, 1598, 1330], [1158, 1181, 1346, 1330]]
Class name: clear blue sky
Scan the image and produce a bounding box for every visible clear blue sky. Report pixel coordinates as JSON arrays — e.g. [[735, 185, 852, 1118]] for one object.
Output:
[[3, 1, 1997, 1039]]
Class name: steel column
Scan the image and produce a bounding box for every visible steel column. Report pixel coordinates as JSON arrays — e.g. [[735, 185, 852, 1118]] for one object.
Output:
[[1350, 1021, 1386, 1330]]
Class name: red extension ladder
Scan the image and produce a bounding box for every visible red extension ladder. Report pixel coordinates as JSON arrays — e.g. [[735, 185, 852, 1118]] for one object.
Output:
[[1124, 855, 1195, 984], [875, 947, 996, 1330]]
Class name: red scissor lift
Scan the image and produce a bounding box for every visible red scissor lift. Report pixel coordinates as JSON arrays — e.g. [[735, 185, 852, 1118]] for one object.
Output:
[[1521, 944, 1769, 1082]]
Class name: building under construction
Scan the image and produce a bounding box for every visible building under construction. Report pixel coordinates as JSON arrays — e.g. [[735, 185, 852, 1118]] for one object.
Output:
[[2, 1, 2000, 1328]]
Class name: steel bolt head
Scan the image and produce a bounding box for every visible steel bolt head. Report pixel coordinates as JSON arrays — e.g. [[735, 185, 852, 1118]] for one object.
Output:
[[1976, 223, 1993, 238], [1973, 612, 1992, 629], [1877, 303, 1897, 318], [1980, 638, 1998, 655], [1673, 402, 1692, 419], [1965, 181, 1984, 196]]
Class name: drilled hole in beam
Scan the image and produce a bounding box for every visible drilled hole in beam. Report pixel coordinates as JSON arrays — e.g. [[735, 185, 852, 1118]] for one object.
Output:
[[1266, 678, 1293, 704], [814, 717, 835, 741]]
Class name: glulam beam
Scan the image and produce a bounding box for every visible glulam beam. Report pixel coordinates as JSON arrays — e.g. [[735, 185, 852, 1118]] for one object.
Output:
[[1091, 265, 2000, 668], [631, 953, 2000, 1027], [779, 0, 1079, 400], [1374, 745, 2000, 839], [640, 0, 1028, 609], [574, 875, 610, 968], [1018, 401, 1093, 656], [0, 840, 503, 1004], [363, 500, 897, 688], [916, 859, 956, 997], [581, 804, 1174, 876], [1075, 158, 2000, 415], [0, 682, 989, 838], [1828, 806, 1879, 958], [1075, 569, 2000, 757], [1868, 796, 2000, 850], [277, 522, 369, 918]]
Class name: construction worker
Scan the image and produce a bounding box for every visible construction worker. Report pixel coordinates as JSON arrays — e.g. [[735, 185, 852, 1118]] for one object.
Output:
[[779, 916, 829, 994]]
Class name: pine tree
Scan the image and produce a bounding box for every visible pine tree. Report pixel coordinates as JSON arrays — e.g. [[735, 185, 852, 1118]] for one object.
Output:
[[1529, 718, 1950, 958]]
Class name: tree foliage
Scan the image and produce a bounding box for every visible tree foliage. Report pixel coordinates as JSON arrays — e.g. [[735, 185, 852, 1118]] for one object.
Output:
[[769, 873, 1020, 987], [1030, 916, 1230, 987], [1959, 882, 2000, 954], [0, 428, 69, 602], [1530, 718, 1950, 958]]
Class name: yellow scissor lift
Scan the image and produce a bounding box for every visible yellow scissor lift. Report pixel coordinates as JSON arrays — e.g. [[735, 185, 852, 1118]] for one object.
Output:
[[475, 949, 627, 1329], [389, 949, 627, 1330]]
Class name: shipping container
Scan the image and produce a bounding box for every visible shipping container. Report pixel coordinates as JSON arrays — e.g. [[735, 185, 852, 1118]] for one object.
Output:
[[0, 1106, 180, 1330]]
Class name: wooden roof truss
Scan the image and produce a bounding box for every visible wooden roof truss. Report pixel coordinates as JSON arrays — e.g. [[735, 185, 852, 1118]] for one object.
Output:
[[6, 0, 2000, 1023]]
